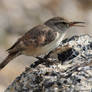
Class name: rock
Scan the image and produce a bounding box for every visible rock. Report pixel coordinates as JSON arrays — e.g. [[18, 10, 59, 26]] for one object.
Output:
[[5, 35, 92, 92]]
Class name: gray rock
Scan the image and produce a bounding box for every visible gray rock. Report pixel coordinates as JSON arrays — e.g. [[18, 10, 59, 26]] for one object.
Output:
[[5, 35, 92, 92]]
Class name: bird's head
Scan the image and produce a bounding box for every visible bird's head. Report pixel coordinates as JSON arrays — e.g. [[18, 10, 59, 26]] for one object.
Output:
[[44, 17, 85, 33]]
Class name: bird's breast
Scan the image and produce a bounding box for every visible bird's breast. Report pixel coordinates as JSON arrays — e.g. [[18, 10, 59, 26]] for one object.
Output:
[[41, 32, 66, 52]]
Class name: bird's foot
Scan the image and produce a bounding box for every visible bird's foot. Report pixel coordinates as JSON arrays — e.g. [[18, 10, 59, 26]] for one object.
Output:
[[31, 57, 50, 68]]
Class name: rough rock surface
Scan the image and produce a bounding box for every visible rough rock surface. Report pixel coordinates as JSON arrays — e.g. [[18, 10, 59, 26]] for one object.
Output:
[[5, 35, 92, 92]]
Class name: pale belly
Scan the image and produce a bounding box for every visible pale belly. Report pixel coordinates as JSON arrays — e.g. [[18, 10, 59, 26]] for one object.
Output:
[[23, 32, 66, 57]]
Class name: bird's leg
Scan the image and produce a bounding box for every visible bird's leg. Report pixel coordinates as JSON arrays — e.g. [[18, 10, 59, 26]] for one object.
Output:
[[36, 56, 49, 62], [45, 44, 72, 60], [31, 44, 72, 68], [36, 56, 54, 66], [31, 56, 52, 68], [30, 59, 43, 68]]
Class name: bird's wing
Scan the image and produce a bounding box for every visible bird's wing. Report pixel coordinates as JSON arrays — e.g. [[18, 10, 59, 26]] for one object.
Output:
[[7, 25, 57, 54]]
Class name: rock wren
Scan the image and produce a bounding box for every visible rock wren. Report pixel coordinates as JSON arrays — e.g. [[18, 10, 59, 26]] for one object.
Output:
[[0, 17, 85, 70]]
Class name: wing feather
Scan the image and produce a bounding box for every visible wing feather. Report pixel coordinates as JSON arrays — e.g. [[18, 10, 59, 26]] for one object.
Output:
[[7, 25, 57, 54], [22, 25, 56, 47]]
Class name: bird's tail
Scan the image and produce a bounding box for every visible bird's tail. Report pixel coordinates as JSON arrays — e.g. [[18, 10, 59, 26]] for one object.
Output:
[[0, 52, 20, 70]]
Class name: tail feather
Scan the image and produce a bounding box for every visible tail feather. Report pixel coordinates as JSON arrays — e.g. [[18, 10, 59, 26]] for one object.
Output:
[[0, 52, 20, 70]]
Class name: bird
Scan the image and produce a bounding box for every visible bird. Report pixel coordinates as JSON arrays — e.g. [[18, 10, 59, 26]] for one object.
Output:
[[0, 17, 85, 70]]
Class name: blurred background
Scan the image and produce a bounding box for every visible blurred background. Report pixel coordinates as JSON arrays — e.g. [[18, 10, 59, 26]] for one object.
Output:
[[0, 0, 92, 91]]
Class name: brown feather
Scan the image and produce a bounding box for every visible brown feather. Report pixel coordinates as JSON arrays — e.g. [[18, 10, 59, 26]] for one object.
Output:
[[0, 51, 21, 70], [7, 25, 56, 54], [7, 39, 20, 52], [22, 25, 56, 47], [0, 25, 57, 70]]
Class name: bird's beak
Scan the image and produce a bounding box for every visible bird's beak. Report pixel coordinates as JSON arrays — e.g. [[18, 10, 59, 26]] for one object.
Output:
[[69, 22, 86, 27]]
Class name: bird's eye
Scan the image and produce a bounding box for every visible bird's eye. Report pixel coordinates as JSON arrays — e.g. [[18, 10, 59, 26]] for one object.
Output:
[[62, 22, 66, 25], [55, 22, 66, 26]]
